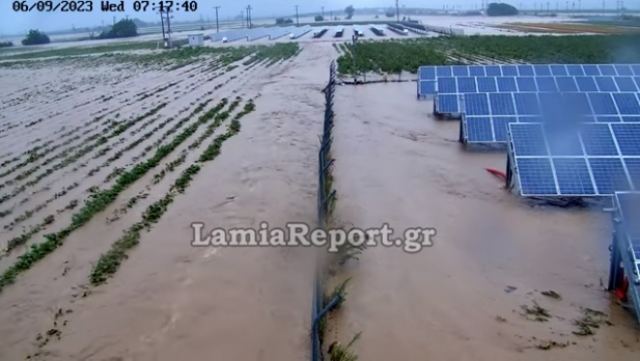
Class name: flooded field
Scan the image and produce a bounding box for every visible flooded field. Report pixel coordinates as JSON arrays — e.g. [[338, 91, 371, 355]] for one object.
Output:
[[1, 24, 640, 360]]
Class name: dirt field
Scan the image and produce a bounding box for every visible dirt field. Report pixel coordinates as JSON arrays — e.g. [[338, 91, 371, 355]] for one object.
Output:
[[1, 38, 640, 361]]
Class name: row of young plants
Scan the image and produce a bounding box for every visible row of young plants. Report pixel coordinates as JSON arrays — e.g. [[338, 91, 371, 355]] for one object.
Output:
[[337, 34, 640, 75], [3, 99, 219, 247], [0, 103, 168, 205], [0, 98, 231, 292], [90, 99, 255, 285]]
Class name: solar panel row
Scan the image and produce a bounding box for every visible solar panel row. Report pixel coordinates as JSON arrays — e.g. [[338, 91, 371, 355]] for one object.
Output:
[[509, 123, 640, 196], [462, 92, 640, 143]]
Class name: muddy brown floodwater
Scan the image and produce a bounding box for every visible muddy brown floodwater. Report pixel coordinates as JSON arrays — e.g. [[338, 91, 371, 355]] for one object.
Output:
[[330, 82, 640, 360]]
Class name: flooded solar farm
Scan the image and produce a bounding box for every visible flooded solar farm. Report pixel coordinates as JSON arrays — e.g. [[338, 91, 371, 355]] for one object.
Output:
[[1, 6, 640, 361]]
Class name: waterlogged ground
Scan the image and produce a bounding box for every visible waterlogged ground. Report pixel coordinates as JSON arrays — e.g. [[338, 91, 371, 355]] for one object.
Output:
[[0, 43, 333, 360], [329, 82, 640, 360], [1, 38, 640, 361]]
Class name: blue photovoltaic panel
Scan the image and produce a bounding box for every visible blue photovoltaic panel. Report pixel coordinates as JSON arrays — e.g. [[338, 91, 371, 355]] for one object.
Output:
[[581, 124, 619, 156], [612, 123, 640, 156], [589, 158, 631, 194], [556, 77, 578, 92], [538, 92, 565, 116], [583, 65, 601, 76], [501, 65, 518, 76], [551, 65, 568, 76], [597, 116, 622, 123], [631, 65, 640, 76], [615, 77, 638, 92], [576, 77, 598, 92], [490, 93, 516, 115], [599, 64, 617, 76], [534, 65, 552, 76], [516, 77, 537, 92], [457, 77, 477, 93], [452, 65, 469, 77], [466, 117, 493, 142], [517, 158, 557, 195], [437, 94, 460, 113], [635, 77, 640, 89], [536, 77, 558, 92], [615, 64, 633, 76], [589, 93, 618, 115], [419, 66, 436, 80], [567, 65, 586, 76], [497, 77, 518, 92], [514, 93, 540, 115], [464, 93, 490, 115], [613, 93, 640, 115], [477, 77, 497, 92], [553, 158, 596, 195], [595, 76, 618, 91], [469, 65, 485, 76], [564, 93, 593, 115], [546, 126, 584, 155], [419, 81, 436, 95], [624, 116, 640, 122], [510, 123, 548, 156], [436, 66, 452, 77], [492, 117, 516, 141], [486, 65, 501, 76], [518, 65, 535, 76], [438, 77, 457, 93], [624, 159, 640, 189]]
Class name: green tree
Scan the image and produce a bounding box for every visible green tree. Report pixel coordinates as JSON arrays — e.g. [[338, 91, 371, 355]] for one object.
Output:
[[345, 5, 355, 19], [0, 41, 13, 48], [315, 15, 324, 22], [99, 19, 138, 39], [21, 30, 50, 46]]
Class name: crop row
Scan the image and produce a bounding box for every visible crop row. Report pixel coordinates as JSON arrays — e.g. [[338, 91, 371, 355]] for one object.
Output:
[[90, 99, 256, 285], [0, 97, 231, 292], [337, 34, 640, 75]]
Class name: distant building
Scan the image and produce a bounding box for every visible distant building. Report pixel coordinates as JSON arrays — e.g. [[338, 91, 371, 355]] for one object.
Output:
[[188, 34, 204, 47]]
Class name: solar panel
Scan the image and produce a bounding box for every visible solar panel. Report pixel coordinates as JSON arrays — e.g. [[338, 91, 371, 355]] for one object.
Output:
[[583, 65, 601, 76], [588, 93, 618, 115], [419, 66, 436, 80], [514, 93, 541, 115], [516, 77, 537, 91], [556, 77, 578, 92], [469, 65, 485, 76], [517, 65, 535, 76], [517, 158, 558, 195], [477, 77, 497, 92], [497, 77, 518, 92], [567, 65, 586, 76], [536, 77, 558, 92], [613, 93, 640, 115], [464, 93, 490, 116], [508, 122, 640, 197], [465, 117, 493, 142], [551, 65, 569, 76], [457, 77, 477, 93], [576, 77, 599, 92], [595, 76, 618, 91], [553, 158, 596, 195], [489, 93, 516, 115], [615, 64, 634, 76], [599, 64, 617, 76], [436, 94, 460, 114], [615, 77, 638, 92]]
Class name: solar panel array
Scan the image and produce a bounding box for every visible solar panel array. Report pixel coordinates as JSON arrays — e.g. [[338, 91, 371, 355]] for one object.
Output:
[[463, 92, 640, 143], [508, 122, 640, 197], [212, 25, 311, 42], [418, 63, 640, 98]]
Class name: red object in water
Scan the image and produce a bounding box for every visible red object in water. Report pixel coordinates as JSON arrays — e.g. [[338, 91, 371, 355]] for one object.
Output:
[[485, 168, 507, 181], [614, 277, 629, 302]]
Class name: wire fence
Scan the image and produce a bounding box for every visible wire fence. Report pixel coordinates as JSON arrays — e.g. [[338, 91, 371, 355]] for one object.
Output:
[[311, 60, 337, 361]]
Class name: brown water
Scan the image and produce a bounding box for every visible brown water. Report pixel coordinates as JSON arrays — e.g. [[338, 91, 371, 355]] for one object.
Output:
[[329, 82, 640, 360]]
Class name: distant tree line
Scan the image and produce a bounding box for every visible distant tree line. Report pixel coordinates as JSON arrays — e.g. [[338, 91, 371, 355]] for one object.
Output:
[[22, 30, 50, 45], [98, 19, 138, 39], [0, 41, 13, 48], [275, 17, 293, 25], [487, 3, 519, 16]]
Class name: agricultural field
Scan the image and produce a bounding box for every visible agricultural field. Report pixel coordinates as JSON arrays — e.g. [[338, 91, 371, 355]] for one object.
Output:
[[337, 34, 640, 76], [0, 40, 332, 360], [497, 22, 640, 34], [2, 28, 640, 361]]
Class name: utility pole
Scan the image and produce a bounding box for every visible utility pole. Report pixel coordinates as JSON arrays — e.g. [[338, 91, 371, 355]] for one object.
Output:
[[321, 6, 324, 18], [395, 0, 400, 22], [214, 6, 220, 33], [246, 5, 252, 29], [166, 9, 172, 48], [295, 5, 299, 26], [159, 10, 166, 47]]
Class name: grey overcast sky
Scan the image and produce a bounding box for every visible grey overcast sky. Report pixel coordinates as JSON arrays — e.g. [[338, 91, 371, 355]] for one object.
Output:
[[1, 0, 638, 35]]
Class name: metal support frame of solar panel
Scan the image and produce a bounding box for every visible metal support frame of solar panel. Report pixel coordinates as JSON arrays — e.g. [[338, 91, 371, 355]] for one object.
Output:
[[461, 92, 640, 146], [610, 191, 640, 323], [417, 63, 640, 99], [506, 122, 640, 198]]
